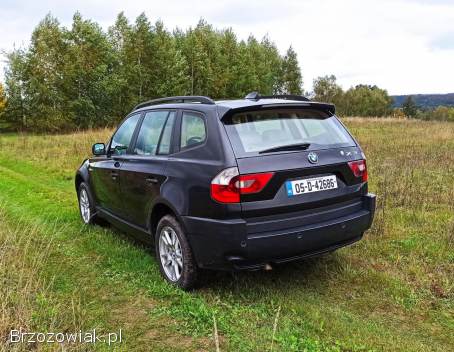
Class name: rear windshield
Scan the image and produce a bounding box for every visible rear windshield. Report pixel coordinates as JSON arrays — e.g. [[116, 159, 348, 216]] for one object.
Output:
[[223, 109, 356, 157]]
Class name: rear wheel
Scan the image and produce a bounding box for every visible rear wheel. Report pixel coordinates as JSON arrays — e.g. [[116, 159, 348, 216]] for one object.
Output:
[[78, 183, 98, 225], [155, 215, 197, 290]]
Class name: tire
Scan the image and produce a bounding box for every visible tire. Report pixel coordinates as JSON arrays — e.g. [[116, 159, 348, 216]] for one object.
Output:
[[155, 215, 198, 290], [77, 182, 99, 225]]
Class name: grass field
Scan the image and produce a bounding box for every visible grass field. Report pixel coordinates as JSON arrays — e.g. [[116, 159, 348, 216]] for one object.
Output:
[[0, 118, 453, 351]]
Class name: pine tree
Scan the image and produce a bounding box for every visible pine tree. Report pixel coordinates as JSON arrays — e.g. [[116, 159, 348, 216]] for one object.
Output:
[[402, 95, 418, 118], [280, 46, 303, 95]]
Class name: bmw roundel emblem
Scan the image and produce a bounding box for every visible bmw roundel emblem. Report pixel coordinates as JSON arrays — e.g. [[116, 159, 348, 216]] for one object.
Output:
[[308, 152, 318, 164]]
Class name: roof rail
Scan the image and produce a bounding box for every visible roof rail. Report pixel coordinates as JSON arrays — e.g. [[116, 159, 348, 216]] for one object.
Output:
[[245, 91, 310, 102], [134, 96, 216, 110]]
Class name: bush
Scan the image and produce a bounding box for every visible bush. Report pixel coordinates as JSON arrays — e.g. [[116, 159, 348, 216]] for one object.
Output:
[[417, 106, 454, 122]]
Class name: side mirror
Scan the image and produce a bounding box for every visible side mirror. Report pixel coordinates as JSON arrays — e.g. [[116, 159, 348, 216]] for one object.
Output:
[[92, 143, 106, 156]]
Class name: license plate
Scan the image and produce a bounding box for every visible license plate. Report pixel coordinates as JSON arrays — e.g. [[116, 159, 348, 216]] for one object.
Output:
[[286, 175, 337, 196]]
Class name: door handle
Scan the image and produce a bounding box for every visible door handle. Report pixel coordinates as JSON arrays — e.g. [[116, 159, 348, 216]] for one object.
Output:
[[146, 177, 159, 184]]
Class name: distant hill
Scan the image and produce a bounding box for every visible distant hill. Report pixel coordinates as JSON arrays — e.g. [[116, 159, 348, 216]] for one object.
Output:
[[392, 93, 454, 109]]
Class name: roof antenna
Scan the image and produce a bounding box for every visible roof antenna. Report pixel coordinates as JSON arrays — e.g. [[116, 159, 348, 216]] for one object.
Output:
[[245, 92, 261, 101]]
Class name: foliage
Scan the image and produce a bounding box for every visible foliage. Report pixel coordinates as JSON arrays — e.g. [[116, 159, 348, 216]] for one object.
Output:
[[313, 75, 393, 117], [280, 46, 303, 95], [2, 13, 302, 132], [313, 76, 452, 121], [390, 108, 406, 119], [398, 96, 454, 121], [341, 84, 393, 117], [417, 105, 454, 122], [392, 93, 454, 109], [0, 82, 6, 113], [313, 75, 343, 105], [2, 49, 28, 129], [402, 95, 418, 118]]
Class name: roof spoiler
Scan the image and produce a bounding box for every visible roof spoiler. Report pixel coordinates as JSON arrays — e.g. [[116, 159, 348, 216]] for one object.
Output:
[[243, 91, 335, 115], [245, 91, 311, 102]]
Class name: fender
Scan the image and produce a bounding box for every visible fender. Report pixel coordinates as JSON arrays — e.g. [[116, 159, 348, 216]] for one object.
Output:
[[75, 159, 90, 191], [146, 196, 182, 232]]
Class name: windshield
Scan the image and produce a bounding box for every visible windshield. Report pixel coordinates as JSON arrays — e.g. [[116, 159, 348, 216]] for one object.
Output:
[[223, 109, 356, 157]]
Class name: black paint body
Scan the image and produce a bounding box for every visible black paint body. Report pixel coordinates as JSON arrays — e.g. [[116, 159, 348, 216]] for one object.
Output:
[[76, 99, 376, 270]]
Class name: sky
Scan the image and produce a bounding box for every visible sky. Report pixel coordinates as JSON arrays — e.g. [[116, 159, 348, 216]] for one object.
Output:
[[0, 0, 453, 95]]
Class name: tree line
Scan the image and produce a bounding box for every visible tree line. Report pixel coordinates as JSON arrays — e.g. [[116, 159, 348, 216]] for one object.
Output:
[[312, 75, 454, 121], [0, 13, 302, 132], [312, 75, 393, 117], [1, 13, 451, 132], [401, 96, 454, 122]]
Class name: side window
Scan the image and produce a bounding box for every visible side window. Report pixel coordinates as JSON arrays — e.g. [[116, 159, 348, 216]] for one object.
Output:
[[134, 111, 175, 156], [180, 112, 206, 149], [110, 114, 141, 155]]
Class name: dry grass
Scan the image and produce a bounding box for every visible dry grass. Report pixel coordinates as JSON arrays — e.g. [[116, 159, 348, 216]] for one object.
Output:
[[0, 117, 453, 351], [0, 208, 86, 351]]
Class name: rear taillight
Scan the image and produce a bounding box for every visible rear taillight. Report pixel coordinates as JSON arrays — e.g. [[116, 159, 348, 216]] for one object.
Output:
[[210, 167, 274, 203], [210, 167, 240, 203], [348, 159, 368, 182]]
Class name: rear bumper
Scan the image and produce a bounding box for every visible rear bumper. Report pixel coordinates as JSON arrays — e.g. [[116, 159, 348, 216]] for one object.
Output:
[[182, 193, 376, 270]]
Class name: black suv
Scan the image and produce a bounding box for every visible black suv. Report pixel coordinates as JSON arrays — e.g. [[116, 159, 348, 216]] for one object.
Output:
[[76, 93, 376, 289]]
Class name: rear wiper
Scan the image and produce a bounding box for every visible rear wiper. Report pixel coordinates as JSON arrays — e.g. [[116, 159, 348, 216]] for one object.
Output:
[[258, 143, 311, 154]]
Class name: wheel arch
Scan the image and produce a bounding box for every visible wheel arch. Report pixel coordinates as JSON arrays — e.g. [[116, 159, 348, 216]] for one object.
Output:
[[75, 172, 85, 192], [148, 200, 181, 237], [75, 159, 90, 192]]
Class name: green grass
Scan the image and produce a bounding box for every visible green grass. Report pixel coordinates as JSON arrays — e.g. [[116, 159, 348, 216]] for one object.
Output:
[[0, 118, 453, 351]]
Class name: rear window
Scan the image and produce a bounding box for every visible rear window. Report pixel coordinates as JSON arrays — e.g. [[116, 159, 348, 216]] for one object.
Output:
[[223, 109, 356, 157]]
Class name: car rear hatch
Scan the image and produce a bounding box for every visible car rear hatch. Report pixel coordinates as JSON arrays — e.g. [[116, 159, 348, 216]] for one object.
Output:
[[221, 106, 368, 224]]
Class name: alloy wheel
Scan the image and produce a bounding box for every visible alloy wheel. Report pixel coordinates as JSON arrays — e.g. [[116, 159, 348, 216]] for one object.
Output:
[[158, 226, 183, 281], [79, 188, 91, 224]]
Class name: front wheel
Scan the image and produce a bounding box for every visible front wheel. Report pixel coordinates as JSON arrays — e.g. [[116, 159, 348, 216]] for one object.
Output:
[[155, 215, 198, 290], [78, 183, 98, 225]]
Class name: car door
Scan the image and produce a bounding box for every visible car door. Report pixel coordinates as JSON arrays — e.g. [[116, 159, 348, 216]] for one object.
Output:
[[118, 109, 177, 228], [89, 113, 142, 216]]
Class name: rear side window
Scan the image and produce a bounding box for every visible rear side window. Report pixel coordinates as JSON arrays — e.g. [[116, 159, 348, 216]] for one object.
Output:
[[180, 112, 206, 149], [134, 110, 176, 156], [224, 109, 355, 156], [110, 113, 141, 154]]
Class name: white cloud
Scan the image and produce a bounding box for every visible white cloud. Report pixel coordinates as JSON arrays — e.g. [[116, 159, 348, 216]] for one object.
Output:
[[0, 0, 453, 94]]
